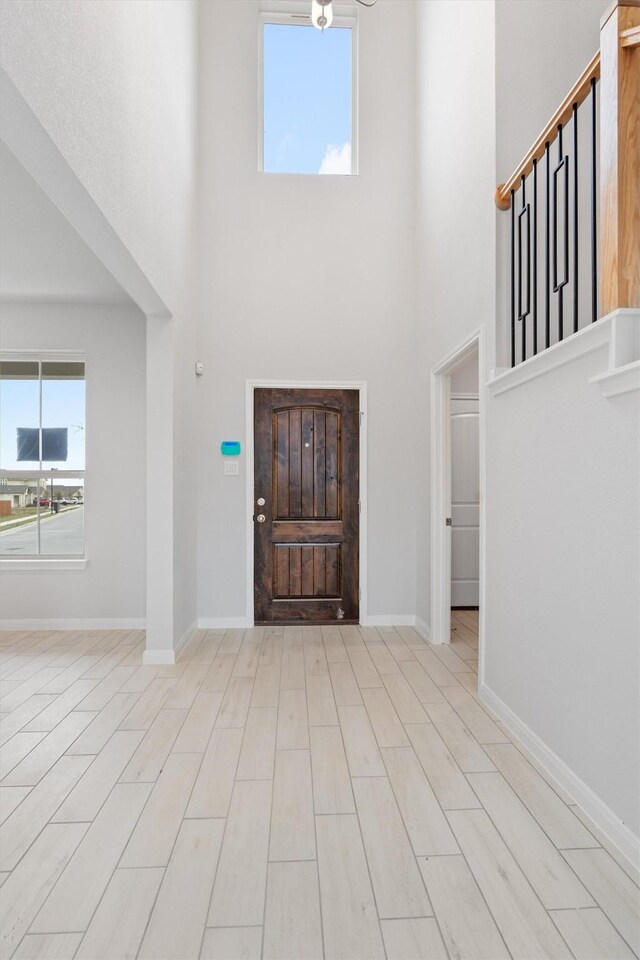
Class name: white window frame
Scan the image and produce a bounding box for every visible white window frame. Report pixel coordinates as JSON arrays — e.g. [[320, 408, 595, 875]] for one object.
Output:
[[258, 2, 359, 175], [0, 350, 86, 564]]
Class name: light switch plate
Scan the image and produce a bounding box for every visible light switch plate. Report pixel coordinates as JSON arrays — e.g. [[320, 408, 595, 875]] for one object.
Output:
[[223, 461, 239, 476]]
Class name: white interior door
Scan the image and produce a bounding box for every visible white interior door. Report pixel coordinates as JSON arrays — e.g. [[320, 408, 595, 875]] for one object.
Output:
[[450, 397, 479, 607]]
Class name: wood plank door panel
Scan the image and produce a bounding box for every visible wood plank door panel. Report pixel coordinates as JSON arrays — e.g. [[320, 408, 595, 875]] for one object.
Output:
[[254, 388, 359, 624]]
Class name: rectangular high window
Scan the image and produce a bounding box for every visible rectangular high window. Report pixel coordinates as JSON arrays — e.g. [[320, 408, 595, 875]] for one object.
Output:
[[261, 11, 356, 175], [0, 357, 85, 557]]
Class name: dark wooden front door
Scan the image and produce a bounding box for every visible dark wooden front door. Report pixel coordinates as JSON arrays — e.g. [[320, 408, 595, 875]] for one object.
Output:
[[254, 388, 360, 624]]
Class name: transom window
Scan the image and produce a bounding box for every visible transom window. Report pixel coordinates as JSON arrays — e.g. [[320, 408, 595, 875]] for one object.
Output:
[[0, 357, 85, 557], [261, 11, 357, 175]]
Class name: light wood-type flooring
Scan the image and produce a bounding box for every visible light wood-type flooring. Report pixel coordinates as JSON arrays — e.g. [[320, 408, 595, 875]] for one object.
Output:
[[0, 611, 638, 959]]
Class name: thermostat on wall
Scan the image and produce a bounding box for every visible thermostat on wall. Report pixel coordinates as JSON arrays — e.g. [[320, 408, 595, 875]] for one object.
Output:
[[221, 441, 241, 456]]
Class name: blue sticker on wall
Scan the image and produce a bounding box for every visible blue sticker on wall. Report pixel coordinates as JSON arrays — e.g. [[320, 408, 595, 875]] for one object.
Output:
[[221, 441, 241, 457]]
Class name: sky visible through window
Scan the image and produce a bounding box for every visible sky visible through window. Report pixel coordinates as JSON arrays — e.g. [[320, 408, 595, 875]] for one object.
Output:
[[0, 378, 85, 471], [263, 22, 352, 175]]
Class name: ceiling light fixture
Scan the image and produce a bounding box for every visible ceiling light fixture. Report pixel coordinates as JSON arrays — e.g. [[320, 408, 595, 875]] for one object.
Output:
[[311, 0, 377, 32]]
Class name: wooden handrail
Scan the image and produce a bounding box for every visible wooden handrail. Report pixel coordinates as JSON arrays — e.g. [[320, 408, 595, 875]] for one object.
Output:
[[620, 23, 640, 44], [495, 52, 601, 210]]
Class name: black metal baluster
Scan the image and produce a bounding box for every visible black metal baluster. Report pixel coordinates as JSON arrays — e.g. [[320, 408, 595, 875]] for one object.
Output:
[[518, 174, 529, 363], [591, 77, 597, 323], [511, 189, 516, 367], [554, 124, 567, 342], [545, 143, 550, 348], [533, 158, 538, 355], [573, 103, 579, 333]]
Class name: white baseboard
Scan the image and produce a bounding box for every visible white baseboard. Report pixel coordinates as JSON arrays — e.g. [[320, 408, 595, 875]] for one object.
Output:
[[0, 617, 145, 631], [143, 618, 196, 666], [198, 617, 252, 629], [480, 681, 640, 872], [362, 615, 416, 627], [414, 617, 431, 641]]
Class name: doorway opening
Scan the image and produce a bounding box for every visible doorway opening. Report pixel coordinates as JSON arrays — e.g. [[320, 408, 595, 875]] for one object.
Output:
[[246, 380, 367, 626], [430, 329, 484, 687]]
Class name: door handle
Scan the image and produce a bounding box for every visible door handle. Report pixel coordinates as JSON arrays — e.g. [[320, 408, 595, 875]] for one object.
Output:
[[256, 514, 266, 524]]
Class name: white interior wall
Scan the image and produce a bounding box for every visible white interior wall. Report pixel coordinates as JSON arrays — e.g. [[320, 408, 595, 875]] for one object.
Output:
[[450, 354, 480, 394], [0, 0, 200, 650], [0, 303, 147, 625], [414, 0, 496, 630], [485, 0, 639, 851], [196, 0, 418, 623]]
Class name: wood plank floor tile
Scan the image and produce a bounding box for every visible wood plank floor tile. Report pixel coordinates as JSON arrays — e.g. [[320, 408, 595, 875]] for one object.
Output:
[[328, 660, 363, 706], [263, 860, 323, 960], [316, 814, 385, 959], [412, 648, 459, 686], [75, 665, 135, 711], [172, 689, 224, 753], [270, 749, 315, 861], [280, 634, 306, 689], [452, 696, 510, 744], [381, 746, 459, 856], [75, 867, 164, 960], [484, 743, 600, 850], [398, 660, 446, 703], [419, 855, 510, 960], [380, 918, 448, 960], [447, 808, 574, 958], [185, 727, 243, 819], [66, 692, 141, 755], [382, 673, 430, 723], [250, 662, 280, 708], [306, 674, 339, 726], [406, 723, 481, 809], [321, 625, 349, 664], [571, 806, 640, 885], [425, 702, 495, 772], [550, 907, 636, 959], [367, 642, 403, 676], [202, 653, 236, 692], [22, 678, 99, 732], [347, 648, 383, 688], [309, 724, 355, 814], [1, 627, 636, 960], [362, 687, 410, 748], [0, 695, 57, 747], [353, 776, 431, 919], [119, 708, 187, 782], [215, 676, 254, 728], [118, 678, 176, 730], [0, 731, 47, 780], [337, 704, 386, 777], [0, 755, 92, 870], [0, 823, 88, 958], [30, 782, 152, 933], [2, 712, 95, 786], [200, 927, 262, 960], [562, 848, 640, 956], [303, 630, 329, 676], [13, 933, 83, 959], [208, 779, 273, 928], [277, 688, 309, 749], [468, 771, 595, 909], [140, 819, 225, 960], [236, 706, 277, 781], [53, 730, 144, 822], [0, 785, 31, 825], [120, 752, 201, 867]]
